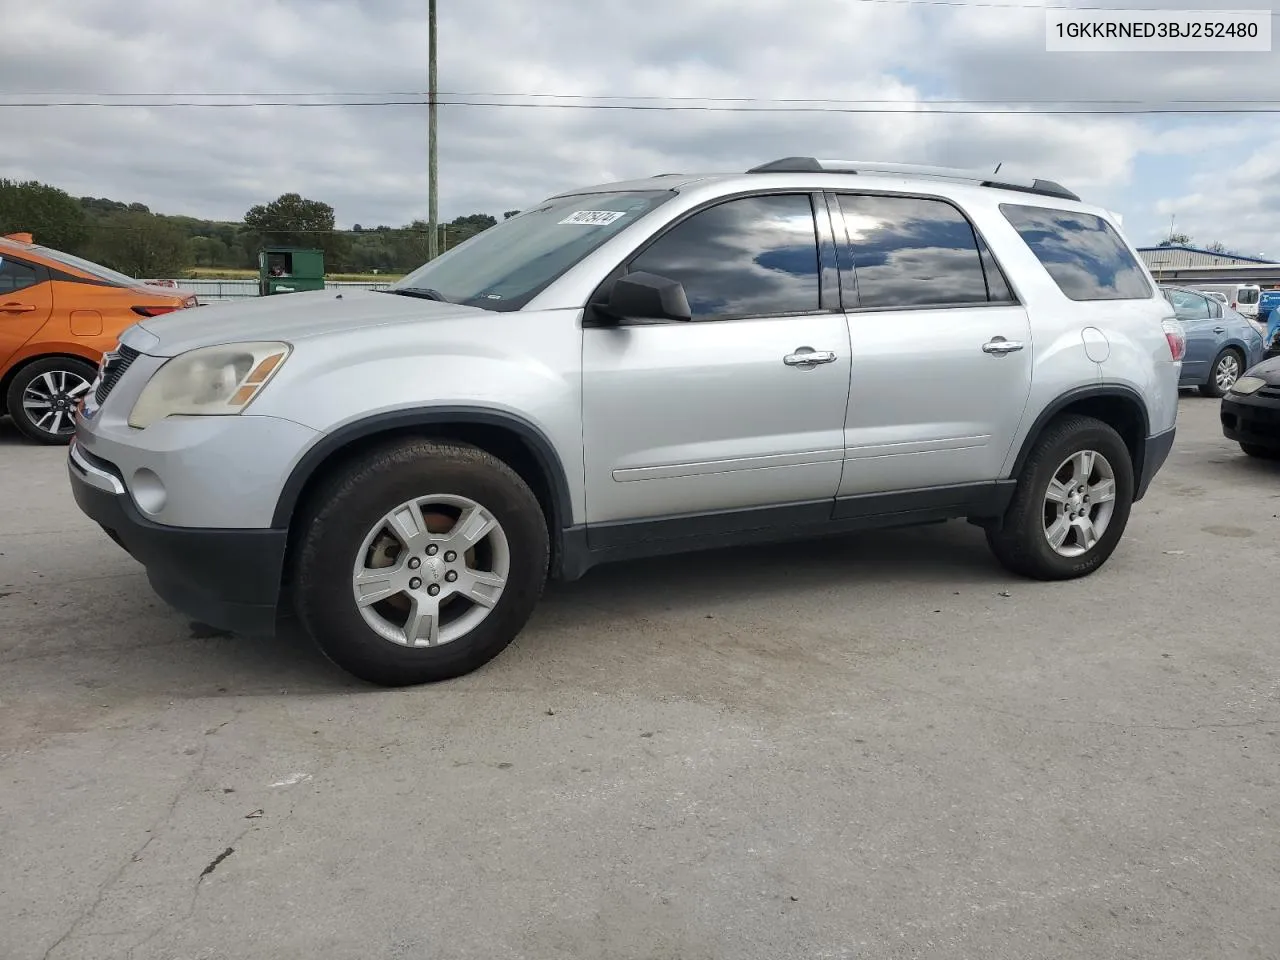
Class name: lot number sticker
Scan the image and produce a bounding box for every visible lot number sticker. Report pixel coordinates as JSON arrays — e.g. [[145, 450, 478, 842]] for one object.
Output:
[[559, 210, 627, 225]]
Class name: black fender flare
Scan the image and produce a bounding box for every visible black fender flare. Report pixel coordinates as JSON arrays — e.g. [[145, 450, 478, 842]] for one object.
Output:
[[1008, 384, 1151, 480], [270, 406, 575, 532]]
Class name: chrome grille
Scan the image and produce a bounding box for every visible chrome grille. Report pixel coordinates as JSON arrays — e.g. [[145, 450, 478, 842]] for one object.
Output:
[[94, 345, 141, 404]]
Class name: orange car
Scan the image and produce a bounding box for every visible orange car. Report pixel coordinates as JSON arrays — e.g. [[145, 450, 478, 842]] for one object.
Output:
[[0, 233, 196, 444]]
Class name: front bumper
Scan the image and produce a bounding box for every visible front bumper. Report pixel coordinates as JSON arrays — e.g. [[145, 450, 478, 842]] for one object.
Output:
[[1221, 391, 1280, 449], [1134, 427, 1176, 501], [69, 439, 286, 635]]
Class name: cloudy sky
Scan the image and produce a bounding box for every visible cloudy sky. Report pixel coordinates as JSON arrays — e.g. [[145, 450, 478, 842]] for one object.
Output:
[[5, 0, 1279, 254]]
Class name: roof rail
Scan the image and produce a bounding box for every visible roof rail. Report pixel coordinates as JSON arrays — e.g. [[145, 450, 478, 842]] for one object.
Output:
[[744, 157, 1081, 202]]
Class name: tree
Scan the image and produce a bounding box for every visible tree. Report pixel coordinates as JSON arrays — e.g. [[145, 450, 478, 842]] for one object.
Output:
[[1158, 233, 1193, 247], [0, 179, 89, 251], [244, 192, 348, 269], [187, 235, 230, 267], [92, 211, 190, 277], [503, 210, 521, 220]]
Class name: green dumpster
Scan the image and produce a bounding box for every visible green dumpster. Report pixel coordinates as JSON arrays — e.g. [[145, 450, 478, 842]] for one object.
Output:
[[258, 247, 325, 296]]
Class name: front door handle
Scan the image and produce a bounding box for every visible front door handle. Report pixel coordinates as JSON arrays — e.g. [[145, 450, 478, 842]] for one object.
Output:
[[982, 337, 1025, 356], [783, 347, 838, 368], [0, 302, 36, 313]]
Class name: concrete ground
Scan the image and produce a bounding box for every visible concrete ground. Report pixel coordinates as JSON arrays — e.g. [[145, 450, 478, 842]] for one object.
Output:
[[1, 397, 1277, 960]]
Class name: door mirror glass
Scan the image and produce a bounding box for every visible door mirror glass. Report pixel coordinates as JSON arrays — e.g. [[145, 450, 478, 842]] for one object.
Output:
[[603, 271, 692, 322]]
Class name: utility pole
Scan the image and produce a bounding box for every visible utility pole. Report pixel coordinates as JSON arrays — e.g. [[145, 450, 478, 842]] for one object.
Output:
[[427, 0, 439, 260]]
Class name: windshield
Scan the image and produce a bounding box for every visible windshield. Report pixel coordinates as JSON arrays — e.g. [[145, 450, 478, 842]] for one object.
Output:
[[31, 244, 147, 287], [389, 190, 674, 311]]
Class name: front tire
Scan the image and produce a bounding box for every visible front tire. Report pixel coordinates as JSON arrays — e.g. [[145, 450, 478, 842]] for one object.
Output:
[[292, 439, 549, 686], [5, 357, 97, 445], [1240, 443, 1280, 461], [1200, 349, 1243, 398], [986, 415, 1134, 580]]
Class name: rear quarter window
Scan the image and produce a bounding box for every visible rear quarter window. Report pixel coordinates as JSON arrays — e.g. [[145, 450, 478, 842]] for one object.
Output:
[[1000, 203, 1152, 301]]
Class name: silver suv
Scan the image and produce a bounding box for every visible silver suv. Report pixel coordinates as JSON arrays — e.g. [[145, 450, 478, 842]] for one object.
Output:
[[68, 158, 1183, 686]]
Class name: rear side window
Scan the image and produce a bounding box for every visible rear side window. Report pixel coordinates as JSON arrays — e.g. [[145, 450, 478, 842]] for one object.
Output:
[[1167, 288, 1210, 321], [1237, 287, 1259, 305], [836, 194, 996, 308], [1000, 204, 1151, 301], [0, 256, 40, 293]]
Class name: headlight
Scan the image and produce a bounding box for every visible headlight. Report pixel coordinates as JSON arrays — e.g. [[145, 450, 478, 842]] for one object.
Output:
[[128, 342, 291, 428], [1230, 376, 1266, 396]]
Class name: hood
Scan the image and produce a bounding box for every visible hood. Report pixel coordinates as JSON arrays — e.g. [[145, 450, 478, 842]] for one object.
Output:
[[1247, 355, 1280, 383], [130, 288, 487, 357]]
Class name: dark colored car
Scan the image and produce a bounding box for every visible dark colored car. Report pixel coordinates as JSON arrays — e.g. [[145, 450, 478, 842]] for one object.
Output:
[[1221, 355, 1280, 459], [1161, 286, 1265, 397]]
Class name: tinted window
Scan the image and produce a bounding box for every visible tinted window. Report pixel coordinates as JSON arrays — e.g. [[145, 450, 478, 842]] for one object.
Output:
[[1238, 287, 1259, 305], [1167, 289, 1210, 320], [836, 194, 989, 308], [1001, 204, 1151, 301], [0, 257, 39, 293], [628, 194, 819, 320], [1209, 298, 1223, 319]]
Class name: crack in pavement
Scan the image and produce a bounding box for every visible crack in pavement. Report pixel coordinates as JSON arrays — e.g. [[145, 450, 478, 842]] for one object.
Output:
[[39, 716, 232, 960]]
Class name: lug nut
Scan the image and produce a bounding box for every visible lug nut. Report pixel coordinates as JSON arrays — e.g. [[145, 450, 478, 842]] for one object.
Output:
[[408, 557, 421, 569], [428, 584, 441, 596], [445, 571, 458, 583], [409, 577, 422, 590], [426, 544, 438, 556], [444, 550, 457, 562]]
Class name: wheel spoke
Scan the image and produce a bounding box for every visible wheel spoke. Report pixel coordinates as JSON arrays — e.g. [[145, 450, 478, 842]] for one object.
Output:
[[21, 396, 54, 411], [50, 410, 65, 434], [40, 372, 59, 396], [449, 504, 498, 548], [1044, 478, 1071, 504], [354, 568, 400, 607], [459, 569, 505, 608], [1046, 514, 1071, 549], [1072, 450, 1095, 486], [387, 503, 427, 550], [1089, 478, 1116, 503], [403, 595, 441, 647], [67, 378, 91, 398], [1074, 517, 1099, 551]]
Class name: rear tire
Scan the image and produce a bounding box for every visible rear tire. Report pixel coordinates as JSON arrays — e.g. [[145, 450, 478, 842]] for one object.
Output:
[[292, 438, 549, 686], [1240, 443, 1280, 461], [6, 357, 97, 445], [986, 415, 1134, 581], [1199, 348, 1243, 398]]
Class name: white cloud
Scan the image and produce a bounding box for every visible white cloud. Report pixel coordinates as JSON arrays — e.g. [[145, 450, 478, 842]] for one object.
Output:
[[1, 0, 1274, 254]]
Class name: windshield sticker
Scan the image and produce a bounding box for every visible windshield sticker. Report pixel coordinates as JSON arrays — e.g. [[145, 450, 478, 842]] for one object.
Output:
[[559, 210, 627, 226]]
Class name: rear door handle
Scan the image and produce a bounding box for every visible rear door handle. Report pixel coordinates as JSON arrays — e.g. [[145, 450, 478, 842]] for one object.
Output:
[[0, 302, 35, 313], [982, 337, 1025, 355], [1213, 326, 1226, 334], [783, 347, 838, 367]]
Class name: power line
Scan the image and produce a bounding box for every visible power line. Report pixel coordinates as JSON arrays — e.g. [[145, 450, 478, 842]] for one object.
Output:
[[6, 92, 1280, 105], [3, 100, 1279, 115]]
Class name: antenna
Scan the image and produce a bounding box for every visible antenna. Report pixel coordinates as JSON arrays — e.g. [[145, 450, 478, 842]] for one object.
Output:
[[993, 162, 1002, 174]]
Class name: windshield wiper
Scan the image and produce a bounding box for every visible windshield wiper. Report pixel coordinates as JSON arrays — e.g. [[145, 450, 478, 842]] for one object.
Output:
[[387, 287, 453, 303]]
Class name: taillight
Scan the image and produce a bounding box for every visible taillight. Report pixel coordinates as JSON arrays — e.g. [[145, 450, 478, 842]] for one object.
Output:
[[132, 305, 180, 317], [182, 296, 197, 308], [1162, 319, 1186, 361]]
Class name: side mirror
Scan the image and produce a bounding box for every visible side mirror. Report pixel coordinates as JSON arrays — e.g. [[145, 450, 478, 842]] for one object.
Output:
[[602, 271, 692, 322]]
